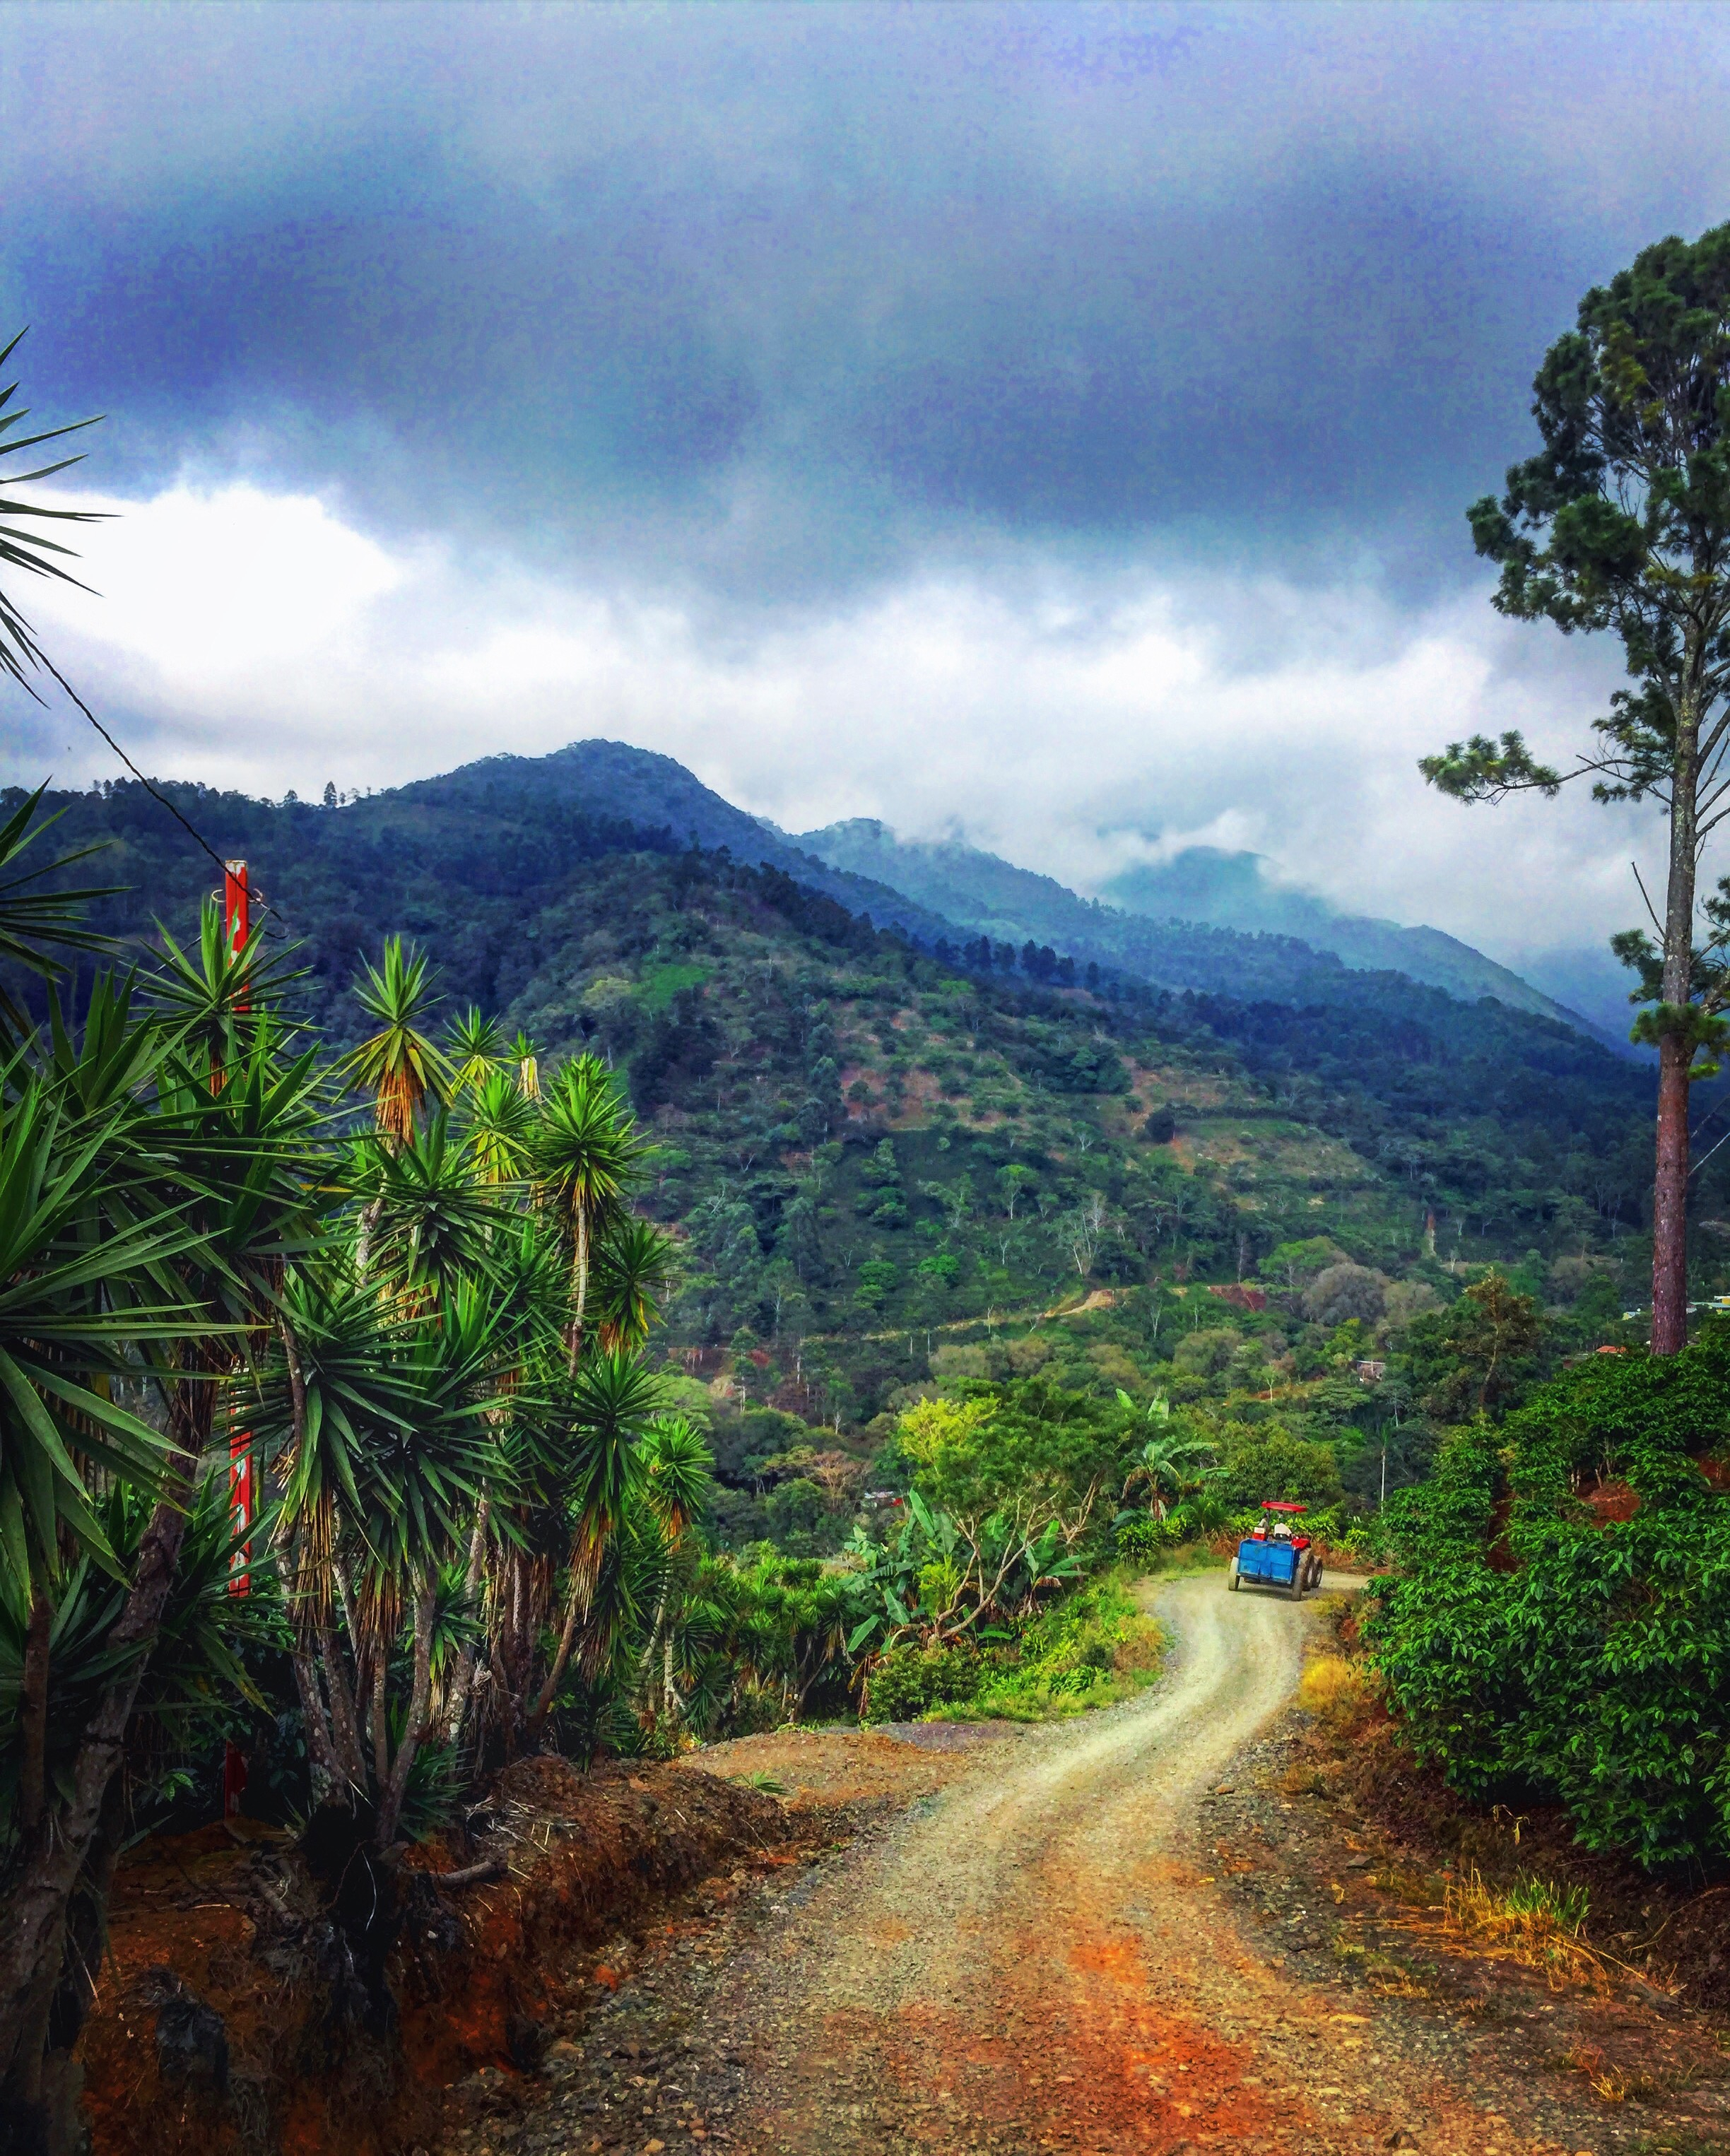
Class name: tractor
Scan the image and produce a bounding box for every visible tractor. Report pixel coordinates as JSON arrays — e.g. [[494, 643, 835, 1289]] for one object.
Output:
[[1228, 1500, 1324, 1598]]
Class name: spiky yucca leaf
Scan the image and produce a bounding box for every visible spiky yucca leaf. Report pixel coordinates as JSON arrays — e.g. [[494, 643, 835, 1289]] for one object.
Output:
[[445, 1008, 503, 1097], [337, 937, 451, 1145], [0, 329, 106, 693], [0, 787, 119, 1037], [592, 1216, 678, 1356]]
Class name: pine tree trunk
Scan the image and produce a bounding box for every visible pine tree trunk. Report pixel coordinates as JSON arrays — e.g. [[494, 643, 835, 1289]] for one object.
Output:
[[1652, 1031, 1693, 1354], [1654, 679, 1702, 1357]]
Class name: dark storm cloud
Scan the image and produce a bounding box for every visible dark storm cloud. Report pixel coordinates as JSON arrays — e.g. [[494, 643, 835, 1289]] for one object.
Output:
[[4, 1, 1730, 595]]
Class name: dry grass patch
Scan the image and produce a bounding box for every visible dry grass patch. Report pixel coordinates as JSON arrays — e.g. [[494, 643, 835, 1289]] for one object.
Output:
[[1297, 1651, 1382, 1733]]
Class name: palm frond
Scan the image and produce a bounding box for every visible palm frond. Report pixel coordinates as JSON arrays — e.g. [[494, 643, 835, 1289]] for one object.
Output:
[[0, 785, 122, 1036], [0, 330, 107, 693]]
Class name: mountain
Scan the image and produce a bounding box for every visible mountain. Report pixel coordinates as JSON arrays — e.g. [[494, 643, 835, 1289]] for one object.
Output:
[[392, 739, 967, 951], [794, 817, 1591, 1034], [4, 758, 1657, 1432], [381, 743, 1586, 1035], [1100, 849, 1589, 1028]]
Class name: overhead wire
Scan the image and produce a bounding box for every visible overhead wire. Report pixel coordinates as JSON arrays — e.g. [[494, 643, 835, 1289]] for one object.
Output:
[[40, 653, 291, 938]]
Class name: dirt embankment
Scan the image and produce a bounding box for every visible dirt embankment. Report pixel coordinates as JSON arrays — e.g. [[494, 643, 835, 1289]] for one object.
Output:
[[80, 1754, 792, 2156]]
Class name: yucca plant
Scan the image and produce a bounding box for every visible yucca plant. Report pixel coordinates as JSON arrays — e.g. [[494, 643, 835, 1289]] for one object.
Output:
[[147, 895, 306, 1087], [0, 787, 119, 1039], [338, 937, 451, 1148], [363, 1111, 503, 1307], [445, 1007, 503, 1097], [0, 1471, 283, 2099], [0, 1069, 205, 1608], [461, 1065, 536, 1187], [592, 1215, 679, 1356], [534, 1055, 648, 1369], [0, 331, 105, 695], [527, 1350, 663, 1730], [635, 1415, 714, 1726], [1, 939, 323, 2142]]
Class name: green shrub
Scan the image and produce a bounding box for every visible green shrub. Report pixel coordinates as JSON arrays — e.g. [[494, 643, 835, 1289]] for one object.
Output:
[[1213, 1425, 1343, 1511], [1365, 1326, 1730, 1870], [1115, 1515, 1163, 1562], [860, 1641, 981, 1722]]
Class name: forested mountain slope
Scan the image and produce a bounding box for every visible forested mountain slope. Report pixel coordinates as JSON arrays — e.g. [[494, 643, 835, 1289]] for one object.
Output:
[[252, 735, 1583, 1028], [1102, 849, 1588, 1027], [5, 772, 1660, 1432]]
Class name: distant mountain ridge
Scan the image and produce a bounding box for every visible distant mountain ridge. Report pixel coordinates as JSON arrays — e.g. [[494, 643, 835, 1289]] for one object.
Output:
[[392, 740, 1593, 1033], [1100, 848, 1577, 1023], [794, 814, 1591, 1035]]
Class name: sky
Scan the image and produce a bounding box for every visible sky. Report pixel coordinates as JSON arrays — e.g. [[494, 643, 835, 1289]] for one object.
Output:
[[4, 1, 1729, 980]]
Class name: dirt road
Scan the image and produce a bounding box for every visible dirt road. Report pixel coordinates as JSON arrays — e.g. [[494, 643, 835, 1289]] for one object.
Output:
[[445, 1575, 1628, 2155]]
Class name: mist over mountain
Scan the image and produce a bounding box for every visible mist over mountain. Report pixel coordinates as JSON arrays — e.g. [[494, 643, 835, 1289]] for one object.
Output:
[[794, 813, 1594, 1038], [1099, 849, 1596, 1033], [384, 743, 1618, 1044]]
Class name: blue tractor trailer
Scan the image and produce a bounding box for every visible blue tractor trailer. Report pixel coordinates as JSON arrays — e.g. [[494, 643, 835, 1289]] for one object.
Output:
[[1228, 1502, 1324, 1598]]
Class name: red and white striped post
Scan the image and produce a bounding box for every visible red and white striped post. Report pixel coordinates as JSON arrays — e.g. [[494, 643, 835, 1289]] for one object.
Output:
[[221, 860, 253, 1820], [222, 858, 250, 999]]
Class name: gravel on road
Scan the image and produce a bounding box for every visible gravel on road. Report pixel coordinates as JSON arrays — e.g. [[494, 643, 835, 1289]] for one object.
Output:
[[437, 1574, 1713, 2156]]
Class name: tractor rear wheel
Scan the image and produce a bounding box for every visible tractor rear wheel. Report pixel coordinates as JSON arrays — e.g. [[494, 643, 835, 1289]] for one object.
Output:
[[1228, 1560, 1240, 1592]]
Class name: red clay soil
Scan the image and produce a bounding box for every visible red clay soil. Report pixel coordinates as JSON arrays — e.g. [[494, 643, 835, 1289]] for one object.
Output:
[[78, 1755, 788, 2156]]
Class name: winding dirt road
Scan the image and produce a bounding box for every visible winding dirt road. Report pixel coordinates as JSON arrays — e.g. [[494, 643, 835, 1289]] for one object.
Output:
[[712, 1569, 1468, 2156], [450, 1574, 1614, 2155]]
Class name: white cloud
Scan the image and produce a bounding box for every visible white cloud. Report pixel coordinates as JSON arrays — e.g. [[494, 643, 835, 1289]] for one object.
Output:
[[7, 476, 1669, 970]]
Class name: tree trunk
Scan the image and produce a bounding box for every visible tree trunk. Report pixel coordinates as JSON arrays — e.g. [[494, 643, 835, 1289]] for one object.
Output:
[[370, 1644, 390, 1794], [567, 1206, 589, 1374], [529, 1543, 596, 1730], [377, 1581, 437, 1849], [18, 1590, 50, 1841], [1654, 678, 1702, 1356], [319, 1612, 370, 1793], [1652, 1030, 1693, 1353], [34, 1773, 129, 2156], [0, 1481, 192, 2128], [0, 1345, 221, 2136], [293, 1651, 345, 1803], [445, 1494, 491, 1744]]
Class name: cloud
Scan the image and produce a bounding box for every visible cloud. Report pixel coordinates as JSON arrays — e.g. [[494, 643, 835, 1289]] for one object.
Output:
[[6, 4, 1730, 599], [9, 476, 1664, 967]]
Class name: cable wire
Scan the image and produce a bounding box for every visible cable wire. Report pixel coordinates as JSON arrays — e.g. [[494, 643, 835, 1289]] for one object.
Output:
[[41, 654, 290, 935]]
